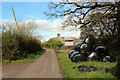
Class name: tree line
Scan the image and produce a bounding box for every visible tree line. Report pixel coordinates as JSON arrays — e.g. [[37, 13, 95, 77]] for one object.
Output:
[[42, 38, 63, 49]]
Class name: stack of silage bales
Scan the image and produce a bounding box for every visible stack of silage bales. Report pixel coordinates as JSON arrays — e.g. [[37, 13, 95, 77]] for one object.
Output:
[[68, 36, 115, 63]]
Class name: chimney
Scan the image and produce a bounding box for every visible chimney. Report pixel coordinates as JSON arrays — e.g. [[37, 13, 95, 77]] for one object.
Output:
[[57, 34, 60, 37]]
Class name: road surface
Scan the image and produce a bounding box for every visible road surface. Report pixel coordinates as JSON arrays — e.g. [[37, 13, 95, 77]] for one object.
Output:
[[2, 49, 63, 78]]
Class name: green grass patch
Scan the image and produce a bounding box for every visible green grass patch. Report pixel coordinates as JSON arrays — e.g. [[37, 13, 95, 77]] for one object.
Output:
[[58, 49, 71, 50], [58, 52, 117, 78], [2, 49, 45, 64]]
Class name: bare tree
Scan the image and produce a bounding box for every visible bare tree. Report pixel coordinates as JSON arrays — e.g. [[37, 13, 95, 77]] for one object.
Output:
[[44, 1, 120, 38]]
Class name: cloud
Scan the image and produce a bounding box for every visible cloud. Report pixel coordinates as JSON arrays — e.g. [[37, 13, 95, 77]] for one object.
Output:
[[0, 19, 81, 41], [62, 31, 80, 38], [23, 19, 63, 31], [0, 19, 16, 29], [0, 19, 14, 25], [0, 19, 63, 32], [23, 18, 81, 33]]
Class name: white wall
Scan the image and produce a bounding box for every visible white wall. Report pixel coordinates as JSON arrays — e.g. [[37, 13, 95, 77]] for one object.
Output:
[[65, 42, 73, 46]]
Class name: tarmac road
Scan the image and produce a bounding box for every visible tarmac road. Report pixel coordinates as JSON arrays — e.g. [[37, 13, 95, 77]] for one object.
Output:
[[2, 49, 63, 78]]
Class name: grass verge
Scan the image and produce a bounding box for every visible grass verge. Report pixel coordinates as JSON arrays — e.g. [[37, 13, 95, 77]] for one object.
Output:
[[2, 49, 45, 64], [58, 49, 72, 50], [58, 52, 117, 78]]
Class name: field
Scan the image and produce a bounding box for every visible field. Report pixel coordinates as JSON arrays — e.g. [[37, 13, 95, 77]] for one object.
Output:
[[58, 52, 117, 79]]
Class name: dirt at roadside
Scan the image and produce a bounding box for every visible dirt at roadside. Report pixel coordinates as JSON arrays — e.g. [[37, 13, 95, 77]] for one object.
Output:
[[55, 50, 71, 53]]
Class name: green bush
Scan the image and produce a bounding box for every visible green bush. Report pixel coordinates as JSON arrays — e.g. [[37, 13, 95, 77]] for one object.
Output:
[[96, 35, 120, 58], [2, 29, 19, 61], [106, 58, 120, 79], [42, 38, 63, 49], [2, 22, 43, 62]]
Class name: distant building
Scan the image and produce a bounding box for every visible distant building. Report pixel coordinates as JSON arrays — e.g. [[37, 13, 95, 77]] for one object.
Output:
[[65, 37, 74, 46], [53, 33, 82, 47], [54, 34, 64, 43], [64, 37, 82, 47]]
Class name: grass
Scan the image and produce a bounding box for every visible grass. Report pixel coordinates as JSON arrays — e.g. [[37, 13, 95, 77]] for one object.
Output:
[[2, 49, 45, 64], [58, 52, 117, 79], [58, 49, 72, 50]]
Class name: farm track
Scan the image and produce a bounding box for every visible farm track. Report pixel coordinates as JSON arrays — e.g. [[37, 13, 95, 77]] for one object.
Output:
[[2, 49, 63, 78]]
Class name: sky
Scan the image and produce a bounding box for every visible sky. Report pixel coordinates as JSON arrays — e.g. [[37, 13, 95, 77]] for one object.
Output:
[[0, 1, 80, 42]]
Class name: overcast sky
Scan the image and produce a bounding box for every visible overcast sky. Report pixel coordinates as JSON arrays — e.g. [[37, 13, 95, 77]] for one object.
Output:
[[0, 1, 80, 42]]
